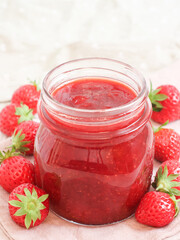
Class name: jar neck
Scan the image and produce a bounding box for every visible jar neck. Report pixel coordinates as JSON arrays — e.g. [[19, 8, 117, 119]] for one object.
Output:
[[39, 58, 151, 138]]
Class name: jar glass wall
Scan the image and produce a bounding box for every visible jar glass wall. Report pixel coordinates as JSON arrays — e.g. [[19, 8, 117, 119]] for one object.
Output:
[[34, 58, 154, 225]]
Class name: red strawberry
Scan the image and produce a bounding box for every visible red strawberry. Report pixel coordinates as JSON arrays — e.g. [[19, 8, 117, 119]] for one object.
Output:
[[8, 183, 49, 229], [153, 123, 180, 162], [149, 84, 180, 123], [11, 81, 40, 114], [152, 161, 180, 199], [135, 191, 179, 227], [0, 104, 19, 136], [14, 121, 40, 155], [0, 103, 34, 136], [0, 154, 35, 193]]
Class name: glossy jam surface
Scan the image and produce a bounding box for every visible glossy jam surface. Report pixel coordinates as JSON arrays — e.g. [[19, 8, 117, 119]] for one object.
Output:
[[53, 78, 136, 109], [34, 78, 154, 225]]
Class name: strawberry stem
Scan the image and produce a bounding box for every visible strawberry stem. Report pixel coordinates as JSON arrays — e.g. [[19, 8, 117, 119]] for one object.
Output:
[[153, 120, 169, 133], [156, 183, 169, 193]]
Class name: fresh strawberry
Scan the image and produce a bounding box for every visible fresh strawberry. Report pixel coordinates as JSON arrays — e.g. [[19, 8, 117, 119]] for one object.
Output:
[[11, 81, 41, 114], [14, 121, 40, 155], [8, 183, 49, 229], [0, 103, 34, 136], [153, 122, 180, 162], [149, 84, 180, 123], [0, 104, 19, 136], [152, 161, 180, 199], [0, 153, 35, 193], [135, 191, 179, 227]]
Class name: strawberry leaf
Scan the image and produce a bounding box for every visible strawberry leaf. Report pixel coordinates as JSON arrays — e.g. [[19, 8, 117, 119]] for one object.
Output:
[[11, 129, 30, 154], [148, 82, 168, 111], [0, 149, 20, 164], [15, 103, 33, 124], [153, 102, 163, 108], [32, 188, 38, 199], [170, 195, 179, 217], [153, 120, 169, 133], [37, 211, 41, 220], [167, 174, 180, 181], [9, 187, 49, 229], [152, 164, 180, 196], [16, 194, 27, 202], [154, 94, 168, 101], [30, 80, 41, 92], [152, 88, 161, 95], [157, 166, 163, 179], [39, 204, 46, 210], [31, 212, 37, 225], [38, 194, 49, 203], [170, 188, 180, 196], [14, 208, 27, 216], [8, 200, 23, 208], [24, 188, 32, 198], [25, 213, 32, 229]]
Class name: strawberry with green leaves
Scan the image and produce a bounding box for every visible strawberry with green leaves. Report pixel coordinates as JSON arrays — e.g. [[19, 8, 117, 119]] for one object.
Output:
[[0, 124, 39, 192], [8, 183, 49, 229], [0, 104, 19, 136], [0, 150, 35, 193], [152, 161, 180, 199], [10, 129, 31, 154], [153, 121, 180, 162], [11, 80, 41, 114], [149, 83, 180, 123], [14, 121, 40, 155], [0, 103, 34, 136], [135, 191, 179, 227]]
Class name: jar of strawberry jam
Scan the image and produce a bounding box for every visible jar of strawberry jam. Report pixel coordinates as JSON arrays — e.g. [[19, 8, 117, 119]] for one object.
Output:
[[34, 58, 154, 225]]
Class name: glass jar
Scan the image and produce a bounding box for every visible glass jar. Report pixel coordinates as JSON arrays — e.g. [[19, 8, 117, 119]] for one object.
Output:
[[34, 58, 154, 225]]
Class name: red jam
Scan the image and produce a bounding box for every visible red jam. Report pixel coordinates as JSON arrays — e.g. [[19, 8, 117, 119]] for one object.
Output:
[[34, 77, 154, 225], [53, 78, 136, 109]]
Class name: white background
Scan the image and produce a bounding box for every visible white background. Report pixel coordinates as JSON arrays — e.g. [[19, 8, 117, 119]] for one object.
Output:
[[0, 0, 180, 101]]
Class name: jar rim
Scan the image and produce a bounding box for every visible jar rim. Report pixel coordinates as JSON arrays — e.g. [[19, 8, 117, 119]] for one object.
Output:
[[42, 57, 148, 119]]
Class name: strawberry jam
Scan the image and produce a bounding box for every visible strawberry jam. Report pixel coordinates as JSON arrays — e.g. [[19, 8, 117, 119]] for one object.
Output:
[[34, 58, 154, 225], [53, 78, 136, 109]]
